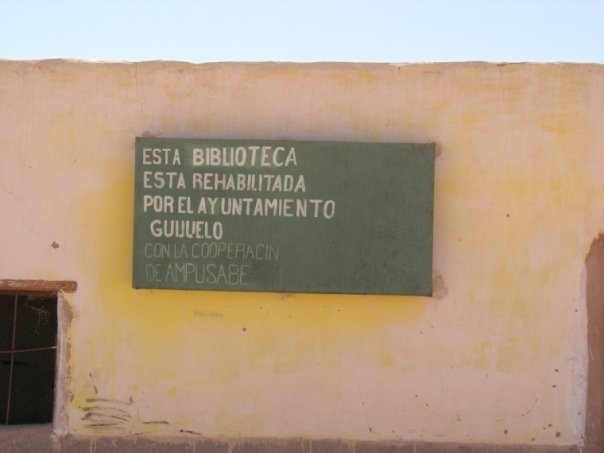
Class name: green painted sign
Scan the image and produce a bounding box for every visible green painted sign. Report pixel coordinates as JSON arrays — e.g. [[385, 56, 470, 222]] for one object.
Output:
[[133, 138, 434, 295]]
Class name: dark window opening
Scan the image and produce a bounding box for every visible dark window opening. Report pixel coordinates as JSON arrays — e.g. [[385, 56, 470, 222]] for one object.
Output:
[[0, 292, 57, 425]]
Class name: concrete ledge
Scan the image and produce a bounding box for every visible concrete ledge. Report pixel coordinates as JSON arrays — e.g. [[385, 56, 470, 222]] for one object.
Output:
[[0, 429, 583, 453]]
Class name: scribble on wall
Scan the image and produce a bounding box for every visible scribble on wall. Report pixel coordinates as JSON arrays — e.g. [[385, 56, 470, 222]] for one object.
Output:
[[80, 398, 133, 431]]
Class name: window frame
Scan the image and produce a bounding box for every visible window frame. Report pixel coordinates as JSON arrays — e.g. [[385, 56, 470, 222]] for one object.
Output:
[[0, 280, 76, 433]]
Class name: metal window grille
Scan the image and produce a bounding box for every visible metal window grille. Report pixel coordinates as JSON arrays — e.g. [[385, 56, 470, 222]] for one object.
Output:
[[0, 292, 57, 425]]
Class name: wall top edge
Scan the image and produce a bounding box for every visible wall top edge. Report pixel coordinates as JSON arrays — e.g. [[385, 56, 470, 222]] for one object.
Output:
[[0, 58, 602, 69]]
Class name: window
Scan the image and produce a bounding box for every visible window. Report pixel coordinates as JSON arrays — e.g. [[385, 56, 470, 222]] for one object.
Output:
[[0, 292, 57, 425]]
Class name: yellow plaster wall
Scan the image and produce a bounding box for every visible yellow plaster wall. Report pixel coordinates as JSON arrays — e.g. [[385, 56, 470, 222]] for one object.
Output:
[[1, 61, 603, 446]]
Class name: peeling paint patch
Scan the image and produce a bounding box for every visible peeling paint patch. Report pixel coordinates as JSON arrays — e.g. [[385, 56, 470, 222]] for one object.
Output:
[[432, 273, 448, 299], [584, 234, 604, 449]]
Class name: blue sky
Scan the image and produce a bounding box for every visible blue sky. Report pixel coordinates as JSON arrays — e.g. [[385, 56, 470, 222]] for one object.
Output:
[[1, 0, 603, 63]]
